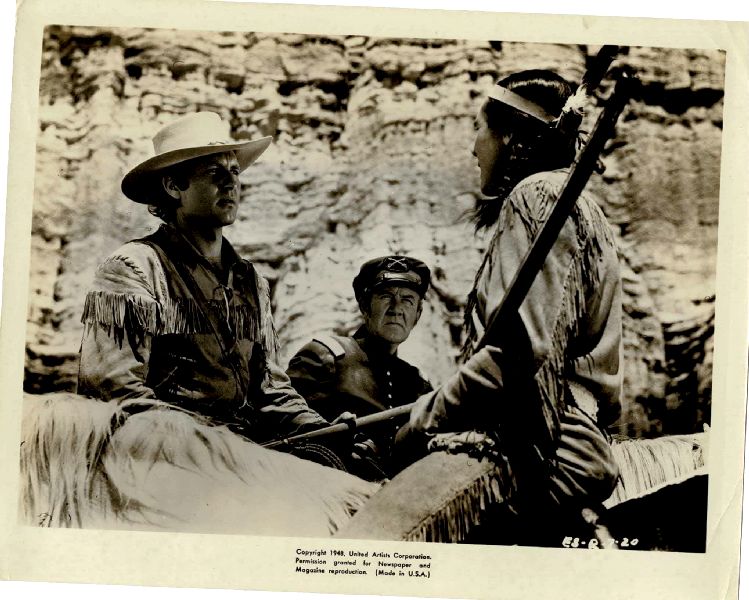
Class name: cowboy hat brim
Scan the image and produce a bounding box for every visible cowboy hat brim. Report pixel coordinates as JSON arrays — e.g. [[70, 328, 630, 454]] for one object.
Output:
[[121, 136, 272, 203]]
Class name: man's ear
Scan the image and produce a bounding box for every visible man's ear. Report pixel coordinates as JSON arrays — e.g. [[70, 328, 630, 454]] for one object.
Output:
[[415, 300, 423, 323], [162, 174, 182, 200]]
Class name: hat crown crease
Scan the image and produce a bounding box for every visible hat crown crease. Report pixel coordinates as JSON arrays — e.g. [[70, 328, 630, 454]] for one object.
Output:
[[152, 112, 233, 155]]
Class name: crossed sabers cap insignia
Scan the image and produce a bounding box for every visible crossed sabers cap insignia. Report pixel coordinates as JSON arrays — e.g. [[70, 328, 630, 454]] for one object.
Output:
[[384, 257, 409, 272]]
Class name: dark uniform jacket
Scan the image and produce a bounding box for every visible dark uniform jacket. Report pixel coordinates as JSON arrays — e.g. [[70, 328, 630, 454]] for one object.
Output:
[[287, 326, 432, 477]]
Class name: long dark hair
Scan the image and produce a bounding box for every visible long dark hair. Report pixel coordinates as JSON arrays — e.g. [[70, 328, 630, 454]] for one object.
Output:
[[472, 69, 581, 230]]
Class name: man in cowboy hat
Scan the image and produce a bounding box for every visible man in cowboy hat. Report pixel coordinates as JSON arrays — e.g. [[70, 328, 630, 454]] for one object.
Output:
[[78, 111, 332, 447], [286, 256, 433, 480]]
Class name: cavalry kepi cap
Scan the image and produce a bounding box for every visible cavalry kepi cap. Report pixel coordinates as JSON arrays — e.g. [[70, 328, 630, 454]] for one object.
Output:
[[121, 111, 272, 203], [353, 255, 431, 306]]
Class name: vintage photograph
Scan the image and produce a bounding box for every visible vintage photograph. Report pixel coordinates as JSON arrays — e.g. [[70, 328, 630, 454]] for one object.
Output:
[[15, 22, 720, 555]]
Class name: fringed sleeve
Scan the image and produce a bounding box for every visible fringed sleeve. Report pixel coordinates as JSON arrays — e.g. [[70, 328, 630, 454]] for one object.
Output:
[[409, 345, 507, 433], [78, 243, 166, 402], [412, 172, 621, 431], [254, 271, 280, 363], [409, 170, 622, 504], [475, 171, 622, 427]]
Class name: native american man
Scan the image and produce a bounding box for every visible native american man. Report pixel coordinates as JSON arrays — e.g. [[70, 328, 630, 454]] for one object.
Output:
[[395, 70, 622, 544]]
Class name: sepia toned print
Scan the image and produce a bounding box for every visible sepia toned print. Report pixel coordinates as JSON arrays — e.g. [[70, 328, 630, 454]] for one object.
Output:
[[3, 3, 747, 599], [16, 25, 719, 552]]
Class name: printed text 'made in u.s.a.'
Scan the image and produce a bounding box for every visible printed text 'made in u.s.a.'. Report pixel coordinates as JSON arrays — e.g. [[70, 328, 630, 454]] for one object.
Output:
[[295, 548, 433, 578]]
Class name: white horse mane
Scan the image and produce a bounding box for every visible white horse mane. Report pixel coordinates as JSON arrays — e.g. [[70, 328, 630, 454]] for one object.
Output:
[[20, 393, 379, 536]]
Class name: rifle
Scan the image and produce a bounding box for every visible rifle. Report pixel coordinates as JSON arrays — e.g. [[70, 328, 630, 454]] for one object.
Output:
[[263, 405, 412, 450], [263, 49, 638, 451], [477, 60, 639, 459]]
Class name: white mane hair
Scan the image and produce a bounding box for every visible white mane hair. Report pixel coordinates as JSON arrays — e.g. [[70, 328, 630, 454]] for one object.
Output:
[[20, 393, 379, 536], [605, 431, 707, 508]]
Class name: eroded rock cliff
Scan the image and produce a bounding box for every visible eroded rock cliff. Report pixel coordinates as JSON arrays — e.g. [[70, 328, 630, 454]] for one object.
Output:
[[25, 27, 722, 436]]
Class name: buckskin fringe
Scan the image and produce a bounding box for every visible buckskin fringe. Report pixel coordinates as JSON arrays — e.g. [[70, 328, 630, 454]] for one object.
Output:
[[532, 198, 609, 435], [333, 451, 514, 542], [254, 273, 280, 362], [81, 291, 266, 347], [463, 177, 615, 436], [404, 465, 508, 543]]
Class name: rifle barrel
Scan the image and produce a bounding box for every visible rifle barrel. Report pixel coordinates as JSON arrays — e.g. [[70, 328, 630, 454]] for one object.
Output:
[[262, 403, 415, 449]]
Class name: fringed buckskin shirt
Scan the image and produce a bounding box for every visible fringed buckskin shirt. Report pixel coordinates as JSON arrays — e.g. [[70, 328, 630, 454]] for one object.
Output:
[[409, 169, 623, 504], [78, 224, 326, 440]]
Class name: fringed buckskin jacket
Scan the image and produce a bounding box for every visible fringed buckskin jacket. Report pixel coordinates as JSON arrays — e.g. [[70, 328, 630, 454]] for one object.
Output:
[[77, 224, 327, 441], [408, 169, 623, 505]]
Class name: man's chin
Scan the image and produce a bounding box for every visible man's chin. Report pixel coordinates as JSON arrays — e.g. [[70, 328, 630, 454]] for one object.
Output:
[[379, 327, 410, 344], [216, 212, 238, 226]]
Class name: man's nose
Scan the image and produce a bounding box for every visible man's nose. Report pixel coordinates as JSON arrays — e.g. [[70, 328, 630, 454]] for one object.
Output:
[[387, 299, 405, 315], [220, 172, 238, 190]]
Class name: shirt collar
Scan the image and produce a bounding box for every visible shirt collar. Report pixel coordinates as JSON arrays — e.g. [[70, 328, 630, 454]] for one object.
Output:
[[161, 223, 244, 272]]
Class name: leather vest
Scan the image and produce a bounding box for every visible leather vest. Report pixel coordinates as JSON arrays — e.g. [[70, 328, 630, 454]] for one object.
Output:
[[139, 226, 267, 431]]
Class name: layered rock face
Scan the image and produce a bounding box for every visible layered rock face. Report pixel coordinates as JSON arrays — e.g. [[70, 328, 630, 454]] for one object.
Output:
[[25, 26, 723, 436]]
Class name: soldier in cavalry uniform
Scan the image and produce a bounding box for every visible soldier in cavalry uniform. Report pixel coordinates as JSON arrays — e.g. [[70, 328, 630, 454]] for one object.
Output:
[[287, 256, 433, 480]]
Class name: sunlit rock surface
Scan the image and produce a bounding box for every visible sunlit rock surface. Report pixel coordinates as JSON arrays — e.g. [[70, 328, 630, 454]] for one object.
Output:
[[26, 27, 722, 436]]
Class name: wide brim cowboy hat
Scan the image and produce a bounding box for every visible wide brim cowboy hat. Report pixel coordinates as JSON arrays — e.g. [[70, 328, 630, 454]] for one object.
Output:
[[121, 111, 272, 204]]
